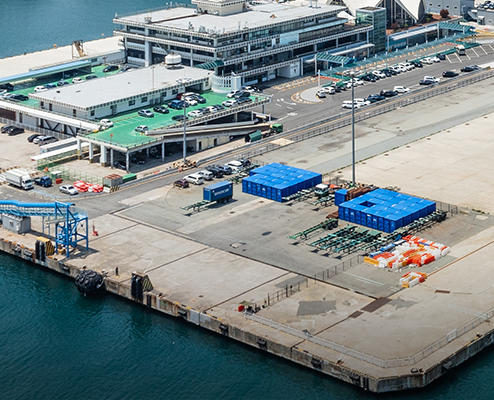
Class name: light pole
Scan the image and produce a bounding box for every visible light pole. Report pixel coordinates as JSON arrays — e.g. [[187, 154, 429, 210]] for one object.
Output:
[[182, 90, 187, 165], [350, 70, 356, 187]]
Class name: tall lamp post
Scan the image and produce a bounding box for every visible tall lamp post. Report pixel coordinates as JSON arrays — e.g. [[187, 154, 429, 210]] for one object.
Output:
[[182, 90, 187, 165], [350, 70, 356, 187]]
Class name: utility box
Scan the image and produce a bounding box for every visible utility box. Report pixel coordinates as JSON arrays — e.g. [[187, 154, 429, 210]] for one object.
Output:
[[2, 214, 31, 234]]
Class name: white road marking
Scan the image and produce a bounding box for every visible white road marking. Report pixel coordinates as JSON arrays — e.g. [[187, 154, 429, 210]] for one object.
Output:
[[472, 48, 479, 58], [480, 46, 488, 55], [345, 272, 384, 286]]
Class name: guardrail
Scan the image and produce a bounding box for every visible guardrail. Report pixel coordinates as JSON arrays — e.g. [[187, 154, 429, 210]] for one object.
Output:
[[237, 69, 494, 162], [245, 303, 494, 368]]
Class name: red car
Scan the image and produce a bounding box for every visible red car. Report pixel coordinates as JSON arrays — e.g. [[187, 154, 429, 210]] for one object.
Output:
[[174, 179, 189, 188]]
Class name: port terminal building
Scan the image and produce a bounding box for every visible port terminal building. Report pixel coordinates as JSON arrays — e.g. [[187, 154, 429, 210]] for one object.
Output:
[[113, 0, 375, 84]]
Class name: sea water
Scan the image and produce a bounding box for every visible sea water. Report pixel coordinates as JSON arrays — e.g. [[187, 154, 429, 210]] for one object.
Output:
[[1, 0, 494, 398]]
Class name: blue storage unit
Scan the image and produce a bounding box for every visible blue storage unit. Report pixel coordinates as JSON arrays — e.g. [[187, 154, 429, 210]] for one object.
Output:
[[335, 189, 348, 206], [244, 163, 322, 202], [337, 189, 437, 232]]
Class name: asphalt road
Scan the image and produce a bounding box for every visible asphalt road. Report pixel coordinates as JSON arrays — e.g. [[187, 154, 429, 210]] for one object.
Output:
[[261, 43, 494, 130], [3, 43, 494, 218]]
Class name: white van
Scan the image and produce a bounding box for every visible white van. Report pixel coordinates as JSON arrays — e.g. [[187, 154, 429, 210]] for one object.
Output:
[[72, 77, 83, 83], [197, 170, 213, 180], [37, 136, 58, 145], [184, 174, 204, 185]]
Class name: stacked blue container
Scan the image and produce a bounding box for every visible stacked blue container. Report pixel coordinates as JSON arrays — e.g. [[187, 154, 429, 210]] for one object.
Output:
[[337, 188, 436, 233], [242, 163, 322, 202]]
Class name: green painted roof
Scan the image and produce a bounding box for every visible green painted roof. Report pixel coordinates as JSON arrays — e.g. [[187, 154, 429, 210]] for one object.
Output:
[[195, 60, 224, 70]]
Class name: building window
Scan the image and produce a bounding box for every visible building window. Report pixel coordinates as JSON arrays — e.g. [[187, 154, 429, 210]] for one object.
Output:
[[49, 103, 52, 111], [90, 110, 95, 117], [129, 99, 135, 106], [73, 109, 77, 117], [141, 96, 148, 103]]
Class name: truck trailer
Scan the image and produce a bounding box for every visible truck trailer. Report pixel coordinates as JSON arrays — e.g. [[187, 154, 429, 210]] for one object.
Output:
[[5, 169, 34, 190], [203, 181, 233, 204]]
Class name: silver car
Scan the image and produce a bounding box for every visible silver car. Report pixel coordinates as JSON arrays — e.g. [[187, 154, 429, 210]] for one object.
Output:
[[59, 185, 78, 195]]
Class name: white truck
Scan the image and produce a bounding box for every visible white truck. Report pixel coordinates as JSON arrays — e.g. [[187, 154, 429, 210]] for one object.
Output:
[[5, 169, 34, 190]]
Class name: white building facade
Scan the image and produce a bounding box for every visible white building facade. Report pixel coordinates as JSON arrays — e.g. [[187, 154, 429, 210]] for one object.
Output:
[[113, 0, 373, 84]]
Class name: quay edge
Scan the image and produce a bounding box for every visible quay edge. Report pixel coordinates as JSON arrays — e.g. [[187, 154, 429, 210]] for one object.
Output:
[[2, 235, 494, 393]]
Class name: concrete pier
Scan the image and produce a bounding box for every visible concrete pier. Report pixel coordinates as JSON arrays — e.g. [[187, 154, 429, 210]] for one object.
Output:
[[3, 74, 494, 393]]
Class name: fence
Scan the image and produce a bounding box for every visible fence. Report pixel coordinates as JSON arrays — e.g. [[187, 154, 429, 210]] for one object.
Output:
[[44, 164, 103, 186], [245, 304, 494, 368], [313, 255, 364, 282], [238, 69, 494, 162], [264, 277, 313, 307]]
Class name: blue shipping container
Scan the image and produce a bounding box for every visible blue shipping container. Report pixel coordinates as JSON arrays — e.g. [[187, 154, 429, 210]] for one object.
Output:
[[204, 181, 233, 202]]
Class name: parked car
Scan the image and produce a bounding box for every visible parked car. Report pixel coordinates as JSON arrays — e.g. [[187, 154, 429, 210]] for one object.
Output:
[[1, 125, 15, 133], [59, 185, 78, 195], [226, 90, 240, 98], [72, 77, 84, 83], [173, 179, 189, 188], [215, 165, 232, 175], [437, 53, 446, 60], [171, 115, 188, 121], [393, 86, 410, 93], [188, 110, 204, 118], [362, 74, 377, 82], [238, 158, 251, 167], [135, 125, 149, 133], [103, 65, 119, 73], [222, 99, 238, 107], [85, 75, 98, 80], [342, 100, 363, 109], [10, 94, 29, 102], [197, 170, 214, 181], [138, 109, 154, 118], [316, 90, 326, 98], [45, 83, 57, 89], [37, 136, 58, 145], [431, 56, 440, 63], [185, 98, 198, 106], [411, 61, 423, 68], [195, 95, 207, 104], [234, 91, 250, 99], [0, 83, 14, 91], [153, 105, 169, 114], [34, 85, 48, 93], [421, 57, 433, 64], [323, 86, 336, 94], [205, 166, 224, 178], [99, 119, 114, 128], [27, 134, 40, 142], [237, 97, 252, 105], [169, 100, 187, 109], [57, 80, 69, 86], [183, 174, 204, 185], [372, 70, 386, 79], [7, 127, 25, 136], [442, 70, 459, 77]]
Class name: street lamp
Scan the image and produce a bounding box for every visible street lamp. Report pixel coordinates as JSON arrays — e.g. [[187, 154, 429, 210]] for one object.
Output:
[[182, 90, 187, 165], [350, 69, 356, 187]]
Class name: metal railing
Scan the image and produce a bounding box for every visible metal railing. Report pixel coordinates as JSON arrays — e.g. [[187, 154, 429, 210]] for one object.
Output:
[[245, 304, 494, 368], [313, 255, 364, 282], [238, 69, 494, 162]]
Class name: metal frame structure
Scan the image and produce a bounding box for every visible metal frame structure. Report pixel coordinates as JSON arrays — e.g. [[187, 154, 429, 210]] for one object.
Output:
[[0, 200, 88, 258]]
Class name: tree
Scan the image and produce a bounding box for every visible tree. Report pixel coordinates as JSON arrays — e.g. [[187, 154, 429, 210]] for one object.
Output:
[[440, 9, 450, 19]]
